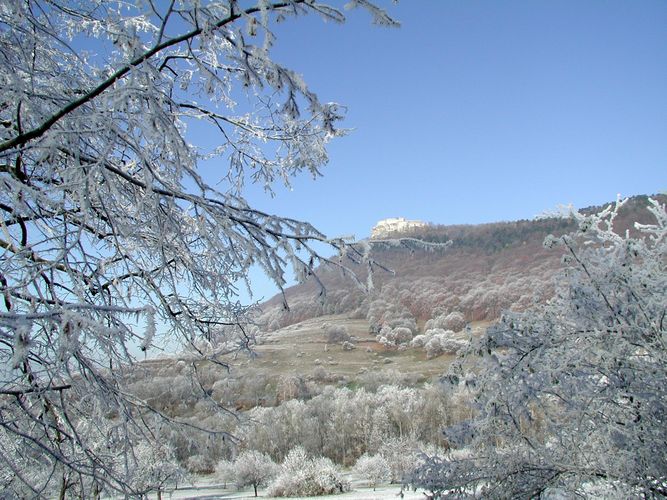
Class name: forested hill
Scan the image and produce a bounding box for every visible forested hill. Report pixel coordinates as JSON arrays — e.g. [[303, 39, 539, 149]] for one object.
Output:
[[258, 194, 665, 332]]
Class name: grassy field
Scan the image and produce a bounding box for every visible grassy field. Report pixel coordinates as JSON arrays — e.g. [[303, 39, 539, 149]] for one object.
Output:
[[243, 315, 491, 384], [136, 314, 492, 412]]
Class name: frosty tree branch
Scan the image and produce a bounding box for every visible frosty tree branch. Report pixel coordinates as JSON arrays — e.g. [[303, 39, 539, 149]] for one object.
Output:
[[409, 197, 667, 498], [0, 0, 398, 496], [0, 1, 303, 155]]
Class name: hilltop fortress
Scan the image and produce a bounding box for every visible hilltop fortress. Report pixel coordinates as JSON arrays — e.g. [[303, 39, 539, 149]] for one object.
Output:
[[371, 217, 428, 239]]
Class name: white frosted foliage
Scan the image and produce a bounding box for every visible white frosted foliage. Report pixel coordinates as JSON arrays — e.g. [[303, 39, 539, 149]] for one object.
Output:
[[409, 197, 667, 498], [0, 0, 398, 496]]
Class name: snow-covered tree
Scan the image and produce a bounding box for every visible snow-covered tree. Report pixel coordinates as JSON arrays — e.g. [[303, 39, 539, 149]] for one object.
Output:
[[0, 1, 398, 496], [353, 453, 390, 490], [128, 441, 184, 497], [215, 459, 235, 489], [409, 197, 667, 498], [232, 450, 278, 497], [367, 297, 419, 334], [268, 446, 350, 497], [377, 437, 422, 484]]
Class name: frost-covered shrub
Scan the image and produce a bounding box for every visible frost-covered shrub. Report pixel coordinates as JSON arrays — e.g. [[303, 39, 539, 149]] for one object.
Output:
[[342, 341, 356, 351], [367, 299, 418, 334], [392, 326, 414, 344], [410, 334, 427, 348], [386, 316, 418, 333], [268, 447, 350, 497], [424, 311, 466, 333], [324, 323, 350, 344], [410, 328, 467, 358], [424, 332, 467, 359], [442, 311, 466, 332], [353, 453, 390, 490], [312, 366, 329, 381], [376, 326, 414, 348], [376, 327, 392, 347]]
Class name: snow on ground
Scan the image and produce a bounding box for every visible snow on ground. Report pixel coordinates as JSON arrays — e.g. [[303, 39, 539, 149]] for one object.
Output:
[[147, 483, 427, 499]]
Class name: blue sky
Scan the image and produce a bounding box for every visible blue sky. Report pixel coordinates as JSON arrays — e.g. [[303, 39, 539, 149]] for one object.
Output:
[[240, 0, 665, 299]]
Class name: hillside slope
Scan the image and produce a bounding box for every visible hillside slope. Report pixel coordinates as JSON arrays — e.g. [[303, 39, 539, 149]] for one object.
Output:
[[259, 194, 665, 332]]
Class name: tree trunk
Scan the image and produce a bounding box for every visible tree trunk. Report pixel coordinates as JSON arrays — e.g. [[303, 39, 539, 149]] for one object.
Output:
[[254, 483, 258, 497]]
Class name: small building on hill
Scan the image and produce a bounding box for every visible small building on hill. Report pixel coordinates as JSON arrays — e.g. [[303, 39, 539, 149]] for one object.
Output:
[[371, 217, 427, 239]]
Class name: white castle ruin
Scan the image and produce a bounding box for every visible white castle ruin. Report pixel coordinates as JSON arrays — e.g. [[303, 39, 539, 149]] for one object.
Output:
[[371, 217, 427, 239]]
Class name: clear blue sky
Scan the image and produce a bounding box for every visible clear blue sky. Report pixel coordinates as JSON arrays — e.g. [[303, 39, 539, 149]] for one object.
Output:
[[240, 0, 666, 299]]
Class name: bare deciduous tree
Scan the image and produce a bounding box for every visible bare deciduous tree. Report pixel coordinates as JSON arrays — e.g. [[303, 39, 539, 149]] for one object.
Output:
[[232, 450, 278, 497]]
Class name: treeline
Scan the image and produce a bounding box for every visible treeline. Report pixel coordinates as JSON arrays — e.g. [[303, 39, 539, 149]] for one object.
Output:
[[416, 217, 576, 252], [379, 215, 575, 251], [240, 384, 455, 466], [123, 357, 466, 475]]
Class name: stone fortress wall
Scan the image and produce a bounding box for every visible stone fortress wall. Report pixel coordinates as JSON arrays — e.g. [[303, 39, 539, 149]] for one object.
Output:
[[371, 217, 427, 239]]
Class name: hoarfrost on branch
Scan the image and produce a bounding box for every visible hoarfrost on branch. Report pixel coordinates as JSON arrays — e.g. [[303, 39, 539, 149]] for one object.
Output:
[[0, 1, 397, 496], [409, 197, 667, 498]]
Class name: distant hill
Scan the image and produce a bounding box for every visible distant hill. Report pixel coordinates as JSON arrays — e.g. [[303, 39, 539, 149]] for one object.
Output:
[[258, 194, 665, 333]]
